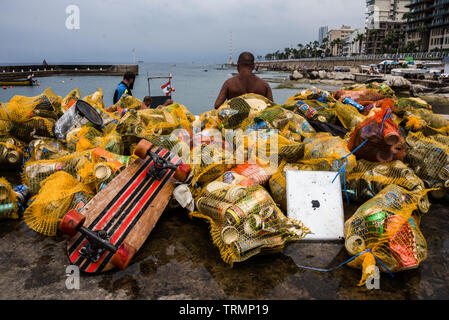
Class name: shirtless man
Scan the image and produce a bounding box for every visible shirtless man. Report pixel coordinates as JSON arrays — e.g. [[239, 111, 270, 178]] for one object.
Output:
[[214, 52, 273, 109]]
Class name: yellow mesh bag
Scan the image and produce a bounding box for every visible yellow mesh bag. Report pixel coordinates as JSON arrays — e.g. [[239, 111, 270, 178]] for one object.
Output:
[[345, 160, 430, 214], [251, 106, 316, 139], [115, 109, 147, 151], [268, 160, 289, 212], [0, 136, 24, 167], [66, 123, 124, 154], [405, 131, 449, 197], [0, 88, 61, 122], [191, 171, 310, 265], [66, 125, 102, 152], [299, 132, 356, 172], [23, 171, 94, 236], [146, 134, 191, 162], [61, 88, 81, 112], [286, 88, 336, 105], [77, 147, 136, 192], [140, 108, 181, 136], [0, 177, 19, 220], [190, 143, 234, 194], [9, 116, 55, 142], [197, 110, 221, 130], [428, 133, 449, 145], [293, 99, 338, 124], [403, 108, 449, 135], [0, 119, 11, 135], [107, 94, 142, 113], [394, 97, 432, 116], [22, 151, 92, 195], [344, 185, 429, 286], [28, 138, 69, 162], [243, 130, 305, 164], [217, 94, 275, 129], [335, 100, 366, 130], [83, 88, 120, 123], [342, 82, 395, 97], [162, 102, 196, 124]]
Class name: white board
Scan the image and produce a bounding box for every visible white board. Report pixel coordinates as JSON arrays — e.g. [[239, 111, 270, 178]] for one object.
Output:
[[286, 170, 344, 241]]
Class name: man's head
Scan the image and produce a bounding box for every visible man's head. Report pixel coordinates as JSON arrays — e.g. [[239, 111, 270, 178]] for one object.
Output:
[[123, 71, 136, 89], [237, 52, 255, 72], [143, 96, 152, 107]]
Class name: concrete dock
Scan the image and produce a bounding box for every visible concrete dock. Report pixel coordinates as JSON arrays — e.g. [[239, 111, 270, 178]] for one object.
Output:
[[0, 64, 139, 80], [0, 171, 447, 300]]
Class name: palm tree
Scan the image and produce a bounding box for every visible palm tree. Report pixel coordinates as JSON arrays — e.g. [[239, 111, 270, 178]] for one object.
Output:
[[355, 33, 366, 55], [418, 25, 428, 51], [402, 12, 414, 21], [370, 29, 381, 54]]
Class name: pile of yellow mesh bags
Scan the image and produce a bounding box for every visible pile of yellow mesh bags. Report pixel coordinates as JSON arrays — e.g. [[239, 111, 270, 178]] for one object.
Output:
[[0, 83, 448, 285], [191, 171, 310, 266]]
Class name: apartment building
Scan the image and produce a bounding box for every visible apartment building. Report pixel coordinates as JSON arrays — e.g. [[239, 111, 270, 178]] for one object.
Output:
[[365, 0, 410, 54], [328, 25, 355, 56], [343, 29, 366, 56], [406, 0, 449, 52]]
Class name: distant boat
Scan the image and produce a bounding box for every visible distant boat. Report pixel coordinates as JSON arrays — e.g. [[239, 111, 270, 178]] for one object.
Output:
[[0, 78, 34, 86], [138, 60, 144, 63]]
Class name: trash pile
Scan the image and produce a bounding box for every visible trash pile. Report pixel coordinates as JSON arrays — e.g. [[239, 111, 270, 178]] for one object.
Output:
[[1, 83, 447, 285]]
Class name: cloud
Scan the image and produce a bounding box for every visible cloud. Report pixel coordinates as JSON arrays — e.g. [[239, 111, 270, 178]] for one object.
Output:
[[0, 0, 365, 63]]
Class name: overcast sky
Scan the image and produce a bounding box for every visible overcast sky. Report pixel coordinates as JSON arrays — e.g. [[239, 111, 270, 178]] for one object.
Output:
[[0, 0, 365, 64]]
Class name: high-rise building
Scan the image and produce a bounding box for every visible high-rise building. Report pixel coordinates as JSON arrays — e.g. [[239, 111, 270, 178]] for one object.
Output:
[[364, 0, 410, 54], [366, 0, 409, 29], [405, 0, 449, 52], [328, 25, 354, 56], [318, 26, 329, 45]]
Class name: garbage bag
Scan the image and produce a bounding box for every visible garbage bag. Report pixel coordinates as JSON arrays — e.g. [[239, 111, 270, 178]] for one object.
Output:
[[217, 94, 275, 129], [402, 108, 449, 135], [348, 106, 405, 162], [252, 106, 316, 140], [286, 88, 336, 105], [9, 116, 55, 142], [231, 163, 274, 186], [0, 88, 62, 123], [23, 171, 93, 236], [334, 89, 387, 103], [22, 151, 92, 195], [394, 97, 432, 116], [341, 82, 395, 97], [405, 131, 449, 198], [345, 159, 430, 214], [344, 185, 429, 286], [27, 138, 69, 162], [300, 132, 356, 172], [191, 171, 310, 265], [83, 88, 120, 124], [334, 101, 366, 130], [0, 136, 24, 167], [61, 88, 81, 112], [0, 178, 20, 220]]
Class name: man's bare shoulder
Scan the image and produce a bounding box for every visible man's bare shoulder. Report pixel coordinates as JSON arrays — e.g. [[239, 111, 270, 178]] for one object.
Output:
[[225, 76, 239, 84]]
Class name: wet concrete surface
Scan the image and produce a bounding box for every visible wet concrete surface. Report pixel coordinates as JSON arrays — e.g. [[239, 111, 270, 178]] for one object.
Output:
[[0, 172, 448, 300]]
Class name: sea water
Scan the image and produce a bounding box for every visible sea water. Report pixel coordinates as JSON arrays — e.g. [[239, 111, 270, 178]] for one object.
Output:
[[0, 63, 339, 115]]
